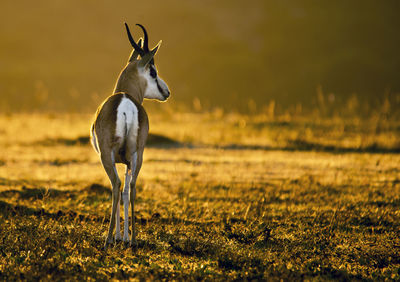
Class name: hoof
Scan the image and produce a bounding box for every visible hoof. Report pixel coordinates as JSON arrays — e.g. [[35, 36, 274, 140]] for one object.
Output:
[[104, 238, 114, 250], [130, 239, 138, 249], [123, 236, 130, 243], [104, 242, 109, 251]]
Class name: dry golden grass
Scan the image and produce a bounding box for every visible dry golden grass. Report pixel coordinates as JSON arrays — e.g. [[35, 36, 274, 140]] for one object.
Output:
[[0, 111, 399, 280]]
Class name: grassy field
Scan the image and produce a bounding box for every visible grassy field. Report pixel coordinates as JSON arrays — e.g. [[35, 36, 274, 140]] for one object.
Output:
[[0, 111, 399, 280]]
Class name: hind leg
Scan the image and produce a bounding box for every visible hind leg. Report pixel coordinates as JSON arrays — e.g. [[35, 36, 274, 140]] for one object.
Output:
[[130, 151, 143, 248], [122, 166, 132, 244], [101, 150, 121, 250], [115, 191, 122, 242]]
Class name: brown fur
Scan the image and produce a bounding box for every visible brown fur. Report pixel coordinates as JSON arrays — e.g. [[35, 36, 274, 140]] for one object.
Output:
[[91, 58, 153, 249], [92, 93, 149, 168], [113, 62, 148, 103], [91, 28, 169, 249]]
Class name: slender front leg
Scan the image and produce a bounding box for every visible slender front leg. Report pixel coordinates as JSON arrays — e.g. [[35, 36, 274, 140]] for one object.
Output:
[[102, 151, 121, 250], [115, 191, 122, 242], [123, 166, 132, 244]]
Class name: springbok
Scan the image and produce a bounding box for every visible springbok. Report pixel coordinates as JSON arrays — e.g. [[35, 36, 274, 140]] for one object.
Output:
[[90, 23, 170, 249]]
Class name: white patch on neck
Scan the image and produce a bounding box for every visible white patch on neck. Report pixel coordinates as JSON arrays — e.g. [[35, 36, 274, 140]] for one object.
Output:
[[115, 95, 139, 150]]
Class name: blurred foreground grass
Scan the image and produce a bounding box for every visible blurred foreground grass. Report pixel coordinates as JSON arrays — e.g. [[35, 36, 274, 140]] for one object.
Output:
[[0, 110, 399, 280]]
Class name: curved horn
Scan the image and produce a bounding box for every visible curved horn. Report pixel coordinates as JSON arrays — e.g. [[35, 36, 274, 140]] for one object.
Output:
[[124, 23, 144, 56], [128, 38, 143, 62], [136, 24, 149, 53]]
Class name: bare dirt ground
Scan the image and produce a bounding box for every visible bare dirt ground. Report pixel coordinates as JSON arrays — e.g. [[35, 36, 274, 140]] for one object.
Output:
[[0, 113, 399, 280]]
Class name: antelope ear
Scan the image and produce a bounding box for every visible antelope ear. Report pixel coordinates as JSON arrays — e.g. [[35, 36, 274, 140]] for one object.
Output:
[[128, 38, 143, 62], [138, 40, 162, 68], [151, 40, 162, 55]]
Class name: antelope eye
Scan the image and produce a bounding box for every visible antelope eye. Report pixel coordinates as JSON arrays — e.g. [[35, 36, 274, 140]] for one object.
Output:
[[150, 67, 157, 78]]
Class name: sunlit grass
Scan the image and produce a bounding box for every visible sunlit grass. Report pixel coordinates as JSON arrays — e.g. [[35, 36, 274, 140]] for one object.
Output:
[[0, 111, 399, 280]]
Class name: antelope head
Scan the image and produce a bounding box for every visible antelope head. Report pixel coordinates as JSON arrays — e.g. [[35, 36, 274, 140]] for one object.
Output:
[[122, 23, 170, 102]]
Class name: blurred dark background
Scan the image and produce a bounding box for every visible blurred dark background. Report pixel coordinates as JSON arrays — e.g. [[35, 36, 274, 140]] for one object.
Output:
[[1, 0, 399, 112]]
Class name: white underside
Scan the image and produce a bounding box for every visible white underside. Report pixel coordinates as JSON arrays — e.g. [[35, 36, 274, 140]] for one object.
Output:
[[115, 96, 139, 242], [115, 95, 139, 151]]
